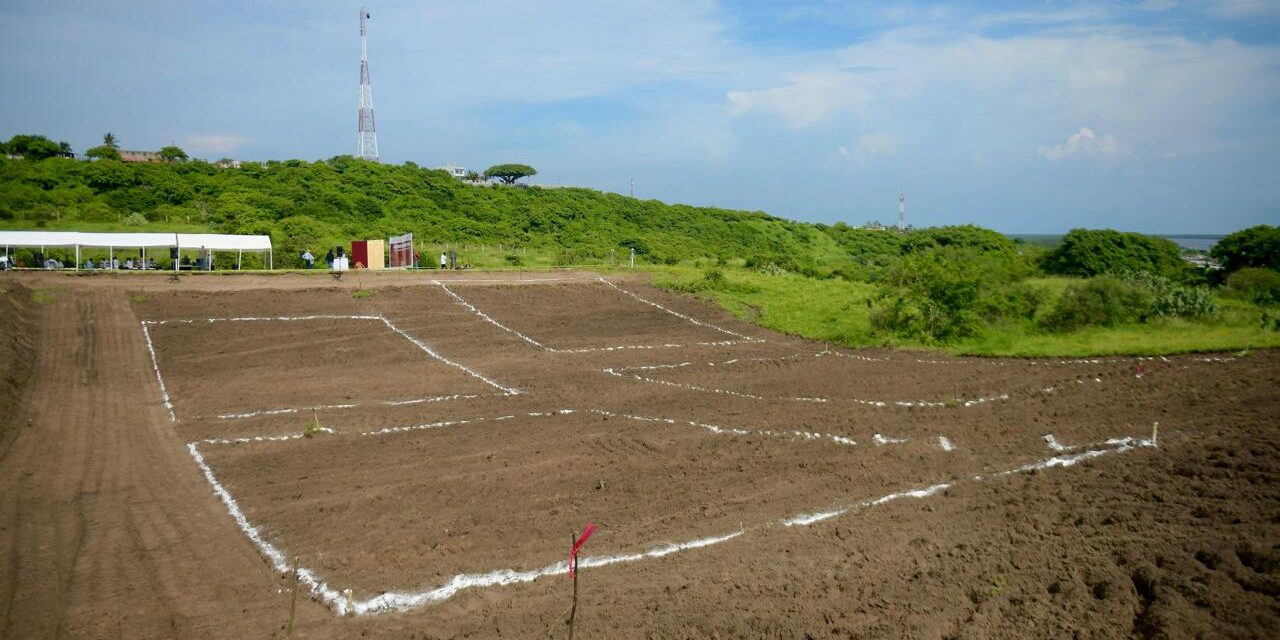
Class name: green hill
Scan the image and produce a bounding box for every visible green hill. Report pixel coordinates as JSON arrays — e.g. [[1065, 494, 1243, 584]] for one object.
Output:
[[0, 155, 852, 268]]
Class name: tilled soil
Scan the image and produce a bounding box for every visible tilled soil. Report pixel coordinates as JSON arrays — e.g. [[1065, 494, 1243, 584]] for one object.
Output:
[[1, 270, 1277, 639]]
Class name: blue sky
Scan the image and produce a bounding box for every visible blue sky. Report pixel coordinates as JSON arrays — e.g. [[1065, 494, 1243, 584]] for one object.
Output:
[[2, 0, 1278, 233]]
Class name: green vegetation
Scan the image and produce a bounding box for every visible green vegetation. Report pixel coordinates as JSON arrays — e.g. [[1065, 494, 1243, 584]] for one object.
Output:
[[157, 145, 189, 163], [352, 289, 373, 299], [1211, 225, 1280, 273], [0, 152, 846, 271], [2, 140, 1278, 356], [1041, 228, 1187, 279], [2, 134, 72, 161], [303, 413, 322, 438], [129, 293, 150, 304], [483, 163, 537, 185], [30, 288, 60, 305], [1225, 267, 1280, 305]]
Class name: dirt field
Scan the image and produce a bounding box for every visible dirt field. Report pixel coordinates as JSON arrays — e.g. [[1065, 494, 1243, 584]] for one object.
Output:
[[1, 270, 1277, 639]]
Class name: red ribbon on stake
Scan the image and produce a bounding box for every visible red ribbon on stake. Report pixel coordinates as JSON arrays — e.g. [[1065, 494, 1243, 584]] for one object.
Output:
[[568, 522, 598, 578]]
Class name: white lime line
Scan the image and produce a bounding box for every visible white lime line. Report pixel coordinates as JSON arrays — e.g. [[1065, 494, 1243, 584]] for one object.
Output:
[[596, 277, 760, 341], [190, 410, 1157, 616], [439, 279, 761, 353], [377, 316, 519, 395], [139, 321, 176, 423]]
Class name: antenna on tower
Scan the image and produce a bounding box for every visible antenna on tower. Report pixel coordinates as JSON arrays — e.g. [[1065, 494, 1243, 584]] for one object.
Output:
[[898, 192, 905, 232], [358, 7, 379, 162]]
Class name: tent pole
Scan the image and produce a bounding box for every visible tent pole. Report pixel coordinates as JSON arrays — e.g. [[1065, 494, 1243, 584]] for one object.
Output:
[[142, 247, 147, 270], [110, 246, 114, 269], [237, 249, 242, 270], [75, 245, 80, 271], [269, 249, 273, 270]]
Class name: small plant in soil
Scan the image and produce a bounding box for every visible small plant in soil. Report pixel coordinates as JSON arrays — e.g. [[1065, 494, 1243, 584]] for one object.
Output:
[[303, 413, 322, 438], [352, 289, 373, 299], [990, 575, 1008, 598]]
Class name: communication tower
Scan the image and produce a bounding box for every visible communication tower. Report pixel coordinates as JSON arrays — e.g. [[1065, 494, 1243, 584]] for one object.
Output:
[[358, 7, 379, 162], [898, 192, 905, 232]]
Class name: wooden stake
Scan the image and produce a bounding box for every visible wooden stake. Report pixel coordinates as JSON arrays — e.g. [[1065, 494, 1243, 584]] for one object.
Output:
[[567, 533, 579, 640], [344, 588, 354, 617], [1151, 421, 1159, 444], [286, 557, 299, 637]]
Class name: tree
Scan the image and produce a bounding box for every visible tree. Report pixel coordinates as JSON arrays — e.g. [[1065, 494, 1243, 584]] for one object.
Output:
[[484, 163, 537, 185], [1041, 228, 1186, 280], [3, 134, 64, 160], [158, 145, 189, 162], [1211, 225, 1280, 273], [86, 145, 122, 161], [103, 132, 119, 149], [58, 141, 73, 158]]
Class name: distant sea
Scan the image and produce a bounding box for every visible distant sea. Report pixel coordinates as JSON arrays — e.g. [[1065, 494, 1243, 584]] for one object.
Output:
[[1158, 235, 1225, 252], [1006, 234, 1226, 252]]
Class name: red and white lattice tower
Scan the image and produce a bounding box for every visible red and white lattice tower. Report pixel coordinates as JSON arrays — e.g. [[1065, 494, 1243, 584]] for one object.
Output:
[[357, 7, 379, 162]]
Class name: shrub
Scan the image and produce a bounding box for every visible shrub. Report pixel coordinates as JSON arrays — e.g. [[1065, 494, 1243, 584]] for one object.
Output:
[[670, 269, 759, 295], [1115, 270, 1216, 319], [1042, 229, 1186, 280], [504, 253, 524, 267], [123, 211, 147, 226], [870, 246, 1040, 343], [1040, 277, 1153, 332], [1225, 267, 1280, 305], [1211, 225, 1280, 273]]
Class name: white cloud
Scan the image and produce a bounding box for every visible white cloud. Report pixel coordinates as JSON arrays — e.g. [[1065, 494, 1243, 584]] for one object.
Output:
[[725, 28, 1279, 161], [182, 133, 250, 156], [728, 71, 870, 129], [1037, 128, 1120, 160], [839, 132, 902, 166]]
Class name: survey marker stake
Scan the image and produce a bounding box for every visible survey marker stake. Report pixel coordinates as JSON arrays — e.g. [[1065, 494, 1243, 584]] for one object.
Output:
[[567, 522, 598, 640]]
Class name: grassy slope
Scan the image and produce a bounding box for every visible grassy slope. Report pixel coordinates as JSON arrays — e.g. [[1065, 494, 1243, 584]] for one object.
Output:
[[651, 268, 1280, 356]]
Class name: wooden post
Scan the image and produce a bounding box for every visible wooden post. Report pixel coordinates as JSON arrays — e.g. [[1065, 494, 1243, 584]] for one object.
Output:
[[344, 588, 354, 617], [1151, 421, 1159, 444], [286, 557, 299, 637], [567, 532, 579, 640]]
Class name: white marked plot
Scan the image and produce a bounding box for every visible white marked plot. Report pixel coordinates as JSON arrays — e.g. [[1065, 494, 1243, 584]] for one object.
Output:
[[142, 315, 512, 421]]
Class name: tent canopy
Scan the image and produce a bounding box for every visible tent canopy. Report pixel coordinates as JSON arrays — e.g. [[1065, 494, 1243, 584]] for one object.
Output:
[[0, 231, 272, 252]]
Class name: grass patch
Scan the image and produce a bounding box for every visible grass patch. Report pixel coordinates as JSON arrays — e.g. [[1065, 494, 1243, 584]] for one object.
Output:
[[352, 289, 374, 299], [129, 293, 149, 304], [651, 266, 879, 346], [30, 288, 60, 305], [648, 266, 1280, 356]]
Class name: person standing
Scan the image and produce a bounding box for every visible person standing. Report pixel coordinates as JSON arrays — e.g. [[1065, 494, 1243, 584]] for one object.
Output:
[[302, 250, 315, 269], [439, 251, 447, 270], [325, 249, 335, 269]]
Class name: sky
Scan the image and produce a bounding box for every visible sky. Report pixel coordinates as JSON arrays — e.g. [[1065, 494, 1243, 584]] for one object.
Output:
[[1, 0, 1278, 233]]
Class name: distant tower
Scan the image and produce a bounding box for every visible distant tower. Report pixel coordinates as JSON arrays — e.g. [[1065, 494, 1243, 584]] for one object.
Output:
[[357, 7, 379, 162], [898, 192, 905, 232]]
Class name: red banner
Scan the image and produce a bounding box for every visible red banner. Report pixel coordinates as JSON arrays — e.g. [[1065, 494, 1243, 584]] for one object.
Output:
[[568, 522, 598, 578]]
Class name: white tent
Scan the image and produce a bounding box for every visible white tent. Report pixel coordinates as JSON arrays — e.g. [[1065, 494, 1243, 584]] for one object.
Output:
[[0, 231, 273, 270]]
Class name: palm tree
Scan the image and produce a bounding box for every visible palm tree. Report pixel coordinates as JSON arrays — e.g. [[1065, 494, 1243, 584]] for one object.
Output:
[[103, 132, 118, 149]]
